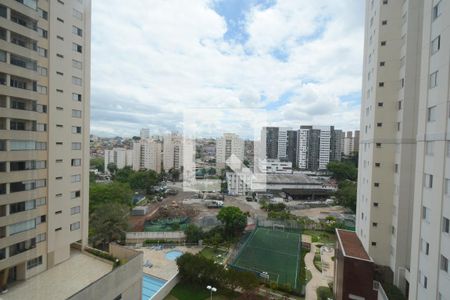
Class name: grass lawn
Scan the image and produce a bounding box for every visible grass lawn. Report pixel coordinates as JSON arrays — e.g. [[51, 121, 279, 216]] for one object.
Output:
[[199, 247, 227, 263], [303, 230, 336, 244], [165, 282, 239, 300], [313, 253, 322, 273]]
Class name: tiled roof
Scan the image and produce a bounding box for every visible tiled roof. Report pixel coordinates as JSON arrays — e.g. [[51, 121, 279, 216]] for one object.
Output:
[[336, 229, 370, 260]]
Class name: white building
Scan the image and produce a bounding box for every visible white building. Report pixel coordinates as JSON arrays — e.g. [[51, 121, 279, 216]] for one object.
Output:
[[104, 148, 133, 172], [216, 133, 244, 169], [131, 139, 161, 173], [163, 133, 183, 171], [258, 159, 292, 174], [353, 0, 450, 298], [343, 131, 354, 156], [140, 128, 149, 139], [315, 126, 331, 170], [297, 128, 309, 169], [277, 127, 289, 160]]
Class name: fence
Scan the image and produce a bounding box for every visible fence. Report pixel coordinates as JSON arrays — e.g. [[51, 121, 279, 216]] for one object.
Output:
[[126, 231, 185, 244]]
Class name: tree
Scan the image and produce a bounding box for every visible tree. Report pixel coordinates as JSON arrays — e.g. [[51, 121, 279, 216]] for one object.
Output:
[[184, 224, 203, 243], [334, 180, 357, 212], [90, 158, 104, 172], [115, 166, 134, 183], [326, 161, 357, 182], [107, 162, 117, 174], [128, 170, 159, 194], [89, 182, 133, 213], [89, 202, 129, 250], [217, 206, 247, 238]]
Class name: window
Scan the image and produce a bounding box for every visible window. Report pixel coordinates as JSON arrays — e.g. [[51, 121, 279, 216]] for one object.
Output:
[[37, 27, 47, 38], [424, 174, 433, 188], [72, 59, 82, 70], [0, 49, 6, 62], [37, 66, 47, 76], [441, 255, 448, 273], [37, 85, 47, 94], [36, 197, 46, 206], [431, 36, 441, 55], [381, 41, 386, 46], [37, 47, 47, 57], [57, 53, 64, 58], [375, 163, 380, 167], [374, 182, 379, 187], [443, 217, 450, 233], [9, 238, 36, 257], [72, 93, 82, 102], [376, 143, 381, 148], [371, 242, 376, 246], [10, 140, 46, 151], [394, 164, 398, 173], [71, 174, 81, 183], [72, 142, 81, 150], [55, 210, 62, 215], [382, 20, 387, 25], [423, 206, 431, 223], [427, 106, 436, 122], [71, 159, 81, 166], [56, 71, 63, 76], [430, 71, 438, 88], [58, 0, 65, 4], [71, 206, 81, 215], [372, 222, 378, 227], [10, 199, 36, 214], [72, 109, 82, 118], [55, 227, 62, 232], [72, 126, 82, 134], [426, 141, 434, 155], [379, 82, 384, 87], [398, 101, 402, 110], [424, 276, 428, 289], [56, 89, 63, 93], [36, 233, 46, 243], [377, 122, 382, 127], [72, 76, 82, 86], [56, 17, 64, 23], [378, 102, 383, 107], [72, 43, 82, 53], [446, 179, 450, 195], [71, 190, 81, 199], [70, 222, 80, 231], [383, 0, 388, 4], [27, 256, 42, 269], [57, 35, 64, 41], [72, 26, 82, 37], [73, 8, 83, 20], [9, 219, 36, 235], [433, 1, 442, 21]]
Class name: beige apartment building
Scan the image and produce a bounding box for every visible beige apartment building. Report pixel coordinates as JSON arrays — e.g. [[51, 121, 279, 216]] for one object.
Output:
[[357, 0, 450, 298]]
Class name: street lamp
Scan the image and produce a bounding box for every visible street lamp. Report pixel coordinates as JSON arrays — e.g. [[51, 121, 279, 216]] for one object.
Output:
[[206, 285, 217, 300]]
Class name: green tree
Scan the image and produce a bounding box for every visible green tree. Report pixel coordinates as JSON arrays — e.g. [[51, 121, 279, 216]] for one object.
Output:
[[334, 180, 357, 212], [89, 202, 129, 250], [184, 224, 203, 243], [217, 206, 247, 238], [129, 170, 159, 194], [115, 166, 134, 183], [89, 182, 133, 213], [90, 158, 104, 172], [326, 161, 357, 182]]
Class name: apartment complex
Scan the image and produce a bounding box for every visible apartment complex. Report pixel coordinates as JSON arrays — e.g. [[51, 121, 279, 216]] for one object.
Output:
[[162, 133, 182, 171], [104, 148, 133, 172], [342, 131, 360, 156], [132, 138, 161, 173], [0, 0, 90, 288], [216, 133, 244, 169], [355, 0, 450, 298]]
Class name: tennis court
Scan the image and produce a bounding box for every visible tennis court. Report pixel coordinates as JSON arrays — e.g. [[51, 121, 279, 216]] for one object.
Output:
[[231, 227, 302, 290]]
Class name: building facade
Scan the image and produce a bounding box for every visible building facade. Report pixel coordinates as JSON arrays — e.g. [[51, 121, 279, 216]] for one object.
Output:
[[104, 148, 133, 172], [216, 133, 244, 169], [261, 127, 279, 160], [0, 0, 90, 287], [355, 0, 450, 298], [162, 133, 182, 172], [132, 138, 161, 173]]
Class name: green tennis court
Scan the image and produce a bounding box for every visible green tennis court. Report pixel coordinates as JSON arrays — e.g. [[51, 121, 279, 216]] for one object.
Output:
[[231, 227, 302, 290]]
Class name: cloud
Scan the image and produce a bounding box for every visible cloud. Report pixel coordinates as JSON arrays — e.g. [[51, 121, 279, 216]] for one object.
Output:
[[91, 0, 364, 137]]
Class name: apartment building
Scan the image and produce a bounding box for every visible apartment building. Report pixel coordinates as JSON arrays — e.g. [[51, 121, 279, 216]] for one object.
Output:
[[132, 138, 161, 173], [0, 0, 90, 288], [104, 148, 133, 172], [354, 0, 450, 298], [216, 133, 244, 169], [261, 127, 279, 160], [162, 133, 182, 171]]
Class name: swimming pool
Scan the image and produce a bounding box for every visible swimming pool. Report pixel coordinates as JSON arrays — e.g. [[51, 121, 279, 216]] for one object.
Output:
[[142, 274, 166, 300], [165, 250, 183, 261]]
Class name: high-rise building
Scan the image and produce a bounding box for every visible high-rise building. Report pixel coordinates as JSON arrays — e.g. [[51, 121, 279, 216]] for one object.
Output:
[[163, 133, 183, 171], [0, 0, 91, 286], [286, 130, 298, 169], [104, 148, 133, 172], [216, 133, 244, 169], [139, 128, 149, 139], [277, 127, 289, 161], [331, 129, 343, 162], [132, 139, 161, 173], [261, 127, 279, 159], [349, 0, 450, 298], [343, 131, 354, 156]]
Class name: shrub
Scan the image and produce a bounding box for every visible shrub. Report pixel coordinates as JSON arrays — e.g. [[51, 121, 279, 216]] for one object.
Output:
[[316, 286, 333, 300]]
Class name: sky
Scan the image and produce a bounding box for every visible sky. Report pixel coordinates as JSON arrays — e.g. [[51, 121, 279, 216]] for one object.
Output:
[[91, 0, 365, 138]]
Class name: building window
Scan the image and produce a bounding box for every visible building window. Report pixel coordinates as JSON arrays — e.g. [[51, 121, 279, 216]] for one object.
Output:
[[71, 190, 81, 199], [374, 183, 379, 187], [37, 27, 47, 39], [427, 106, 436, 122], [377, 122, 382, 127], [378, 102, 383, 107], [430, 71, 438, 88], [375, 163, 380, 167], [443, 217, 450, 233], [423, 206, 431, 223], [424, 173, 433, 188], [426, 141, 434, 155], [27, 256, 42, 270], [376, 143, 381, 148], [72, 142, 81, 150], [70, 206, 81, 215], [431, 35, 441, 55], [379, 82, 384, 87], [9, 219, 36, 235], [72, 43, 82, 53], [71, 174, 81, 183], [441, 255, 448, 273], [70, 222, 80, 231], [372, 222, 378, 227], [373, 202, 379, 207], [433, 1, 442, 21], [382, 20, 387, 25], [71, 159, 81, 166], [56, 17, 64, 23], [72, 76, 82, 86], [72, 126, 82, 134], [72, 109, 82, 118], [446, 179, 450, 195], [37, 66, 48, 76], [73, 8, 83, 20], [72, 93, 82, 102], [371, 242, 376, 246], [380, 61, 385, 66], [72, 25, 82, 37], [36, 233, 46, 243], [72, 59, 82, 70], [381, 41, 386, 46]]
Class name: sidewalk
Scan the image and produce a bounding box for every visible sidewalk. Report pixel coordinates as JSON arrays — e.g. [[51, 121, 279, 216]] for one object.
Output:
[[304, 243, 329, 300]]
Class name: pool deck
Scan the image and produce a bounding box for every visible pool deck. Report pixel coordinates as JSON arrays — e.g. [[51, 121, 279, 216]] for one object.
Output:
[[138, 246, 202, 280]]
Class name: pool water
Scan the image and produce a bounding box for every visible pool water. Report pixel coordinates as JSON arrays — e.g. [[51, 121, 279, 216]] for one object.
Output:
[[165, 250, 183, 261], [142, 274, 166, 300]]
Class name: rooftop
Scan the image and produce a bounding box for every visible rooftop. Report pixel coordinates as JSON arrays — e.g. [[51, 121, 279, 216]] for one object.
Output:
[[257, 173, 322, 185], [336, 229, 371, 261], [3, 250, 112, 300]]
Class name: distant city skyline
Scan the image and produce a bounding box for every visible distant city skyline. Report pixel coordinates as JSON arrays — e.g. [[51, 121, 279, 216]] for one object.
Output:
[[90, 0, 364, 137]]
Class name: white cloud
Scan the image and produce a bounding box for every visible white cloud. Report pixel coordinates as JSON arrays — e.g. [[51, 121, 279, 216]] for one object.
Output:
[[91, 0, 364, 137]]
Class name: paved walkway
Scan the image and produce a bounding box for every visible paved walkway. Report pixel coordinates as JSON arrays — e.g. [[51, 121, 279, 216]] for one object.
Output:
[[304, 243, 329, 300]]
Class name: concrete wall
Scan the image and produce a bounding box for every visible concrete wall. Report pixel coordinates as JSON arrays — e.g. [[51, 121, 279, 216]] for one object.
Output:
[[68, 247, 143, 300], [152, 273, 180, 300]]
